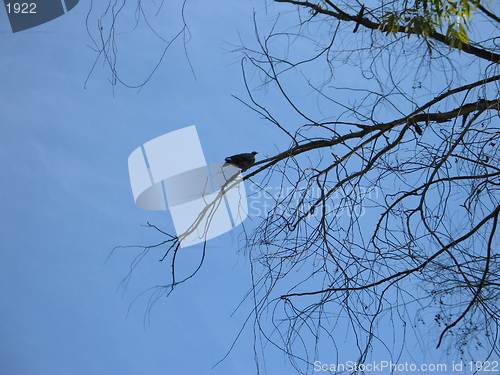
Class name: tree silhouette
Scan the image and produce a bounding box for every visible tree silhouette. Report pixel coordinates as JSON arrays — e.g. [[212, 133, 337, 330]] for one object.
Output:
[[92, 1, 500, 373]]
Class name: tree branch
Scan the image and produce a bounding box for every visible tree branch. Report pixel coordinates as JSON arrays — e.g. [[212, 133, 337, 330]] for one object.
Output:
[[274, 0, 500, 63]]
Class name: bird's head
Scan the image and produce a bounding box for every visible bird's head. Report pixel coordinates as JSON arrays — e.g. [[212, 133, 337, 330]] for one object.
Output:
[[252, 151, 258, 155]]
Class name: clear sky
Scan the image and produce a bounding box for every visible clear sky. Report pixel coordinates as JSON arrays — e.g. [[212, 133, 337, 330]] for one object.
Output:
[[0, 1, 286, 374]]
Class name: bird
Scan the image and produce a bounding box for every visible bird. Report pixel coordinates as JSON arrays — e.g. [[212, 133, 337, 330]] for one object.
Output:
[[224, 151, 258, 171]]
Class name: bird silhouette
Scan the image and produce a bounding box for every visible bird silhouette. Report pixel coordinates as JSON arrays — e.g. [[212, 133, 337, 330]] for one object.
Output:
[[224, 151, 258, 171]]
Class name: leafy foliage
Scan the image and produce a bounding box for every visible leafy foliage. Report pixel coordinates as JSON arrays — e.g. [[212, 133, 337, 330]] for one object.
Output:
[[381, 0, 481, 49]]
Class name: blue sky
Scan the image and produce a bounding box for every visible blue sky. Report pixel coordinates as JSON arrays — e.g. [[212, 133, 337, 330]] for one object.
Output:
[[0, 1, 284, 374]]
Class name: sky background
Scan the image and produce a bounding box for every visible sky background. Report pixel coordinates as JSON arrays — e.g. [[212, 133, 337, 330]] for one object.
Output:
[[1, 1, 498, 374], [0, 1, 280, 374]]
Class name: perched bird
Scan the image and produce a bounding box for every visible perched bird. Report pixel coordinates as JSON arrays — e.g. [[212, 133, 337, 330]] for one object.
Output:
[[225, 151, 258, 171]]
